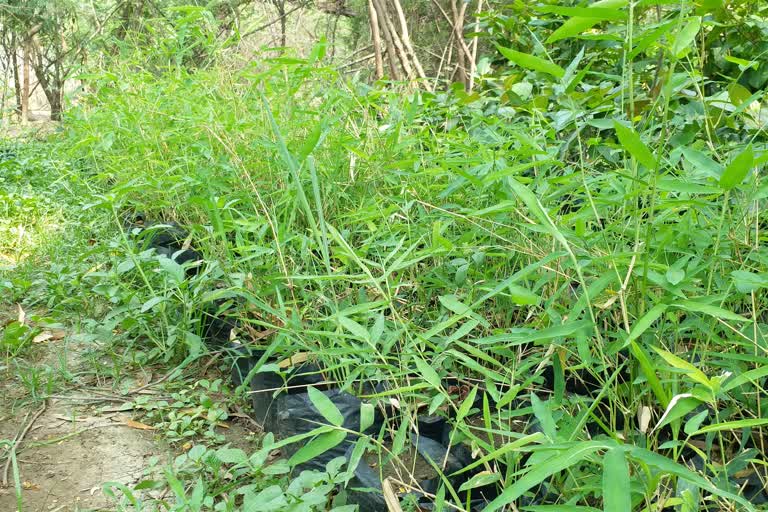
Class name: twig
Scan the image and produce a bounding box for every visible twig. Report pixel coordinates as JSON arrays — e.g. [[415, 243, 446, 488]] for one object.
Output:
[[1, 401, 47, 486], [240, 1, 311, 40], [126, 366, 181, 395]]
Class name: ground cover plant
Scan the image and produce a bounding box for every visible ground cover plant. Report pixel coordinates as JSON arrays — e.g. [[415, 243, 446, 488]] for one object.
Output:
[[1, 0, 768, 511]]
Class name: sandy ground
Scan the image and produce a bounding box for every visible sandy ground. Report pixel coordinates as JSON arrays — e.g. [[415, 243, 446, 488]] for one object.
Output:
[[0, 323, 167, 512], [0, 404, 161, 512]]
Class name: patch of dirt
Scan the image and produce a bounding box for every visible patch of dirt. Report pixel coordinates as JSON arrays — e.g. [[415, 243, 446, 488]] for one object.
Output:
[[365, 446, 437, 483], [0, 320, 169, 512], [0, 404, 162, 511]]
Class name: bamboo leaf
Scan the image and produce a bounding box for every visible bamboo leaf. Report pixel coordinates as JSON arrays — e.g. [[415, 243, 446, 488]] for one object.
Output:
[[307, 386, 344, 427], [719, 145, 754, 190], [495, 46, 565, 79], [626, 303, 668, 344], [288, 430, 347, 466], [483, 442, 613, 511], [613, 120, 657, 168], [694, 418, 768, 435], [603, 448, 631, 512], [674, 300, 749, 322], [672, 17, 702, 59], [414, 355, 442, 390]]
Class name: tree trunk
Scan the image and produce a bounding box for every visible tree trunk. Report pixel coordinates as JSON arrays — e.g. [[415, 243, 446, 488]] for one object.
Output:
[[10, 39, 20, 116], [272, 0, 287, 48], [389, 0, 427, 82], [21, 40, 29, 123], [367, 0, 384, 79], [370, 0, 400, 79], [30, 39, 64, 121], [450, 0, 469, 90]]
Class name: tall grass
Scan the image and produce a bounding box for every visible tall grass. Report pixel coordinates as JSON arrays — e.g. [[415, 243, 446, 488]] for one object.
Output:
[[7, 4, 766, 508]]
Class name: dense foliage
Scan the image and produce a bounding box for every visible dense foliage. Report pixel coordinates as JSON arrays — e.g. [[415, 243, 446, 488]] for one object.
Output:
[[2, 1, 768, 511]]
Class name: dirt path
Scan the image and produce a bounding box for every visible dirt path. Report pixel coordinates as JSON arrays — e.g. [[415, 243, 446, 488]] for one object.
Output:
[[0, 316, 168, 512]]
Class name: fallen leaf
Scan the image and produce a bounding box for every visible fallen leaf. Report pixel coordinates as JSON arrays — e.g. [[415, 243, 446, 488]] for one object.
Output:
[[32, 330, 65, 343], [277, 352, 310, 369], [124, 419, 155, 430], [22, 481, 40, 490], [17, 304, 25, 325], [53, 414, 89, 423]]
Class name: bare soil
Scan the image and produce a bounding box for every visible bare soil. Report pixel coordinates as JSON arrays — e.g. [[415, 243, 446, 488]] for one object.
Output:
[[364, 446, 437, 484], [0, 308, 261, 512], [0, 318, 167, 512]]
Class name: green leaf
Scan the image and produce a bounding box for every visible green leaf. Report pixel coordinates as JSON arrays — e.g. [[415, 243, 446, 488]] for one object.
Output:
[[613, 120, 657, 169], [680, 147, 723, 179], [531, 393, 557, 440], [216, 448, 248, 465], [548, 17, 601, 43], [360, 403, 375, 432], [630, 341, 669, 407], [626, 303, 668, 344], [731, 270, 768, 293], [495, 46, 565, 79], [652, 347, 711, 389], [724, 55, 759, 70], [141, 296, 165, 313], [116, 259, 135, 274], [307, 386, 343, 427], [603, 448, 631, 512], [288, 429, 347, 466], [484, 441, 613, 511], [338, 316, 370, 341], [694, 418, 768, 435], [719, 145, 754, 190], [684, 410, 709, 436], [535, 5, 626, 19], [456, 386, 478, 422], [524, 507, 600, 512], [672, 17, 701, 59], [438, 295, 472, 315], [545, 0, 627, 42], [723, 365, 768, 392], [157, 256, 184, 284], [674, 300, 749, 322], [507, 284, 541, 305], [655, 393, 702, 432], [414, 355, 442, 390], [630, 20, 676, 59], [628, 447, 754, 510], [458, 471, 501, 493], [728, 83, 753, 107], [666, 268, 685, 285]]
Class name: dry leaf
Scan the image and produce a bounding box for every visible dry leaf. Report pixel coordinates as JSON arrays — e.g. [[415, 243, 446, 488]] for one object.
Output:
[[32, 330, 65, 344], [124, 419, 155, 430], [17, 304, 25, 325], [382, 478, 404, 512], [53, 414, 88, 423], [278, 352, 310, 369], [637, 406, 652, 434], [22, 481, 40, 490]]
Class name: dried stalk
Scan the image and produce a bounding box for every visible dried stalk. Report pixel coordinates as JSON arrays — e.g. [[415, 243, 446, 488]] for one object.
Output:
[[367, 0, 384, 78]]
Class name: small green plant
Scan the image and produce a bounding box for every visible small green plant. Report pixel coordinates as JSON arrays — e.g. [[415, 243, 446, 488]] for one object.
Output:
[[104, 436, 354, 512], [129, 379, 231, 445]]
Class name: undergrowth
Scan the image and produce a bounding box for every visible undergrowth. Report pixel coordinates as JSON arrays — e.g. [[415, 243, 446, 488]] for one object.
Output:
[[2, 2, 768, 511]]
